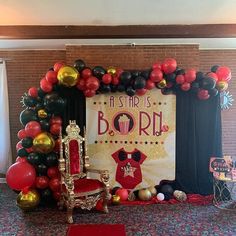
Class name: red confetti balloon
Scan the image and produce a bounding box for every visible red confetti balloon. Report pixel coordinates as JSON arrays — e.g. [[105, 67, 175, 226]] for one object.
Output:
[[86, 76, 100, 90], [181, 82, 191, 91], [47, 166, 60, 179], [84, 89, 96, 97], [162, 58, 177, 74], [46, 70, 58, 84], [28, 87, 38, 98], [102, 74, 112, 84], [176, 75, 185, 84], [49, 178, 60, 192], [216, 66, 231, 82], [185, 69, 196, 83], [17, 129, 27, 140], [150, 69, 163, 83], [82, 68, 92, 79], [40, 78, 53, 93], [76, 78, 86, 91], [35, 176, 49, 189], [25, 121, 41, 138], [53, 62, 65, 72], [145, 80, 155, 90]]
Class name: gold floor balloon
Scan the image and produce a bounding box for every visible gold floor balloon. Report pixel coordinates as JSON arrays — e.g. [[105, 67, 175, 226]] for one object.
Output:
[[147, 186, 157, 197], [37, 109, 48, 119], [17, 189, 40, 211], [57, 66, 79, 87], [33, 132, 55, 154], [138, 189, 152, 201]]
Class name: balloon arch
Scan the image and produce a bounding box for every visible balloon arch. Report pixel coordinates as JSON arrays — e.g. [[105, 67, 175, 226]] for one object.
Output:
[[6, 58, 231, 209]]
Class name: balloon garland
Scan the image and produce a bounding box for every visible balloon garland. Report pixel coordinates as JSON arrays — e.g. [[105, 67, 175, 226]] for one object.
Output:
[[6, 58, 231, 209]]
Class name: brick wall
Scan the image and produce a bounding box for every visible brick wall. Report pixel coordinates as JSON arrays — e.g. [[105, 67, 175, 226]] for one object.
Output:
[[200, 50, 236, 156], [0, 50, 66, 162]]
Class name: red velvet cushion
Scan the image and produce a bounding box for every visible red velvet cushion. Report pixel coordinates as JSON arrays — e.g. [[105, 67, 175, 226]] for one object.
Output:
[[69, 140, 80, 174], [62, 178, 104, 194]]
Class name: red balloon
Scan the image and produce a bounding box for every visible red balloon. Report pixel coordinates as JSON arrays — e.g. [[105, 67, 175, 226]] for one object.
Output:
[[181, 82, 191, 91], [207, 72, 218, 82], [40, 78, 53, 93], [112, 76, 119, 85], [17, 129, 27, 140], [150, 69, 163, 83], [26, 147, 34, 153], [16, 156, 27, 163], [47, 166, 60, 179], [136, 88, 147, 96], [53, 191, 61, 201], [198, 89, 210, 100], [49, 116, 62, 126], [152, 61, 162, 70], [84, 89, 96, 97], [76, 78, 86, 91], [216, 66, 231, 82], [49, 178, 60, 192], [185, 69, 196, 83], [16, 141, 23, 151], [35, 176, 49, 189], [25, 121, 41, 138], [166, 82, 174, 88], [176, 74, 185, 84], [50, 123, 61, 136], [53, 62, 65, 72], [28, 87, 38, 98], [162, 58, 177, 74], [6, 162, 36, 191], [86, 76, 100, 90], [46, 70, 58, 84], [115, 188, 129, 201], [115, 68, 124, 78], [102, 74, 112, 84], [82, 68, 92, 79], [145, 80, 155, 90]]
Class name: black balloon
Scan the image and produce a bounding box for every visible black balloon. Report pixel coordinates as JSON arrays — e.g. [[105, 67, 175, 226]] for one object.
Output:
[[176, 68, 185, 75], [38, 88, 46, 99], [92, 66, 106, 79], [160, 184, 174, 195], [17, 148, 29, 157], [45, 152, 58, 167], [22, 95, 37, 107], [163, 192, 172, 201], [99, 84, 111, 93], [21, 137, 33, 148], [117, 84, 126, 92], [74, 59, 86, 72], [35, 103, 44, 112], [209, 88, 219, 97], [37, 163, 48, 175], [196, 72, 205, 82], [140, 70, 151, 80], [40, 188, 53, 204], [20, 108, 38, 126], [110, 84, 118, 93], [201, 77, 216, 90], [44, 92, 66, 114], [131, 70, 141, 79], [211, 65, 220, 73], [126, 86, 136, 96], [191, 82, 200, 93], [120, 71, 132, 86], [134, 76, 146, 89], [111, 186, 120, 195], [27, 152, 41, 165], [165, 73, 176, 82], [39, 119, 50, 131]]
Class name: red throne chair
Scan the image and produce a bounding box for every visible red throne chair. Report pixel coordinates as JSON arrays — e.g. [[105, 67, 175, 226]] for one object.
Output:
[[58, 120, 110, 223]]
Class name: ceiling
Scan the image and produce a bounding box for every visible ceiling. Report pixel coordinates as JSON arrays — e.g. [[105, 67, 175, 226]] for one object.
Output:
[[1, 0, 236, 49]]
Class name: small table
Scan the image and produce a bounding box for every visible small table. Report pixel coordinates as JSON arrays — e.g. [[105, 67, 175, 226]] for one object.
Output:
[[213, 176, 236, 210]]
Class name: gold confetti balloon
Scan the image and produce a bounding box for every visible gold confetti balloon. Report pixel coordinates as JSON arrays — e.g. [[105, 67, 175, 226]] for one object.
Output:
[[107, 67, 116, 76], [112, 195, 121, 205], [216, 81, 228, 92], [37, 109, 48, 119], [173, 190, 187, 202], [138, 189, 152, 201], [33, 132, 55, 154], [17, 189, 40, 211], [57, 66, 79, 87]]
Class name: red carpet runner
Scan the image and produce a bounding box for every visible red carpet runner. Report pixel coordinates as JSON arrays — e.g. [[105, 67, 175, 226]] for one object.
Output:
[[67, 224, 126, 236]]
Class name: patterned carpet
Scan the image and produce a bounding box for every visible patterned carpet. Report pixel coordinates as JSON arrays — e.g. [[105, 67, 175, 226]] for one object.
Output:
[[0, 184, 236, 236]]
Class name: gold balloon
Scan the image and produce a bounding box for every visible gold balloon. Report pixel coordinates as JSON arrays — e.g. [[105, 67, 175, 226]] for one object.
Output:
[[112, 195, 121, 205], [107, 67, 116, 76], [128, 191, 136, 201], [17, 189, 40, 211], [148, 186, 157, 197], [216, 81, 228, 92], [57, 66, 79, 87], [173, 190, 187, 202], [157, 79, 167, 89], [33, 132, 55, 153], [138, 189, 152, 201], [37, 109, 48, 119]]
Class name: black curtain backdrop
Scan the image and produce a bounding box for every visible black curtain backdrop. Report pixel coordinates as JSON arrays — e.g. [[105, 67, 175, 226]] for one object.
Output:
[[59, 88, 222, 195], [175, 91, 222, 195]]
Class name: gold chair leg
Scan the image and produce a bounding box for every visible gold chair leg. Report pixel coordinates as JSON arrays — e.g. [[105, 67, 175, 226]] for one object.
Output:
[[67, 207, 74, 224]]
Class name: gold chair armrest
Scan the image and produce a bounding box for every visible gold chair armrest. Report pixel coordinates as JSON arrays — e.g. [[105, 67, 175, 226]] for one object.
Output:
[[86, 168, 110, 186]]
